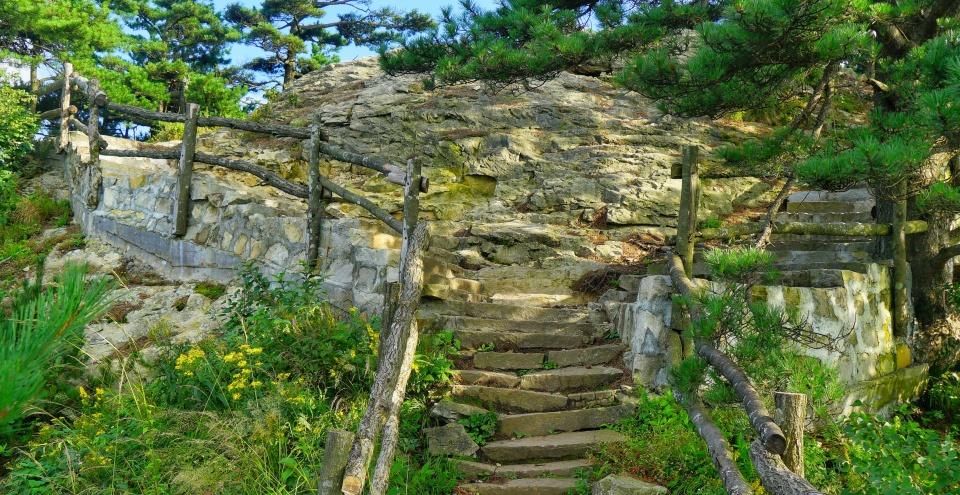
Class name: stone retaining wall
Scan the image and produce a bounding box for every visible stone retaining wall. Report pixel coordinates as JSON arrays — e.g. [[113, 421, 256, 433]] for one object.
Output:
[[62, 133, 400, 315], [607, 267, 928, 413]]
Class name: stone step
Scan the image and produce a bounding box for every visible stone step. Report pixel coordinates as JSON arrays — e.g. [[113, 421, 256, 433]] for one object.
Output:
[[455, 369, 522, 388], [451, 385, 573, 413], [497, 405, 635, 438], [458, 478, 578, 495], [769, 233, 877, 243], [766, 240, 874, 253], [481, 430, 626, 463], [787, 188, 872, 203], [785, 200, 873, 214], [775, 211, 874, 223], [474, 351, 545, 370], [418, 300, 599, 324], [424, 275, 482, 294], [771, 249, 873, 265], [519, 366, 623, 393], [546, 344, 624, 367], [776, 269, 848, 288], [489, 292, 588, 307], [454, 329, 596, 350], [422, 284, 484, 303], [455, 459, 592, 480], [430, 315, 605, 335]]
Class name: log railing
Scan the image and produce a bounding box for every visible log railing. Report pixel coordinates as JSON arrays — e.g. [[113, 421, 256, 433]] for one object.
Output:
[[38, 63, 431, 495], [671, 144, 935, 493]]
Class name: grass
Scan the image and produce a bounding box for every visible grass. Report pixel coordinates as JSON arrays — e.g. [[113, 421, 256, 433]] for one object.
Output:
[[195, 281, 227, 300], [0, 191, 73, 287]]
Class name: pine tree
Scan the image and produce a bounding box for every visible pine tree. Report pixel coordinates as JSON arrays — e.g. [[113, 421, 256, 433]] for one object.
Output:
[[113, 0, 242, 113], [384, 0, 960, 368], [225, 0, 433, 89]]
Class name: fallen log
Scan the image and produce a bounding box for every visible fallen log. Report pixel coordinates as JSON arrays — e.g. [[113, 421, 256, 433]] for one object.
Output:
[[679, 392, 754, 495], [750, 441, 824, 495], [668, 254, 787, 455]]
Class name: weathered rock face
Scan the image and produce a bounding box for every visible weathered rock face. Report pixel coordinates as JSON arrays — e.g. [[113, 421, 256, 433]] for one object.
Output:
[[62, 57, 780, 312]]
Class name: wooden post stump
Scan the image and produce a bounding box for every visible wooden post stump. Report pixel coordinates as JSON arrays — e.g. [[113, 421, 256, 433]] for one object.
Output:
[[774, 392, 807, 477], [174, 103, 200, 237], [891, 184, 909, 338], [307, 126, 325, 269], [317, 429, 355, 495], [58, 63, 73, 151]]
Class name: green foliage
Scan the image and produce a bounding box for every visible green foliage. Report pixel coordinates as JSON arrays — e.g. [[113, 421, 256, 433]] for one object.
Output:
[[387, 455, 462, 495], [409, 331, 458, 398], [703, 247, 774, 283], [842, 408, 960, 494], [0, 264, 113, 437], [221, 265, 378, 399], [226, 0, 432, 88], [0, 84, 38, 173], [194, 280, 227, 300], [458, 411, 498, 446], [593, 392, 729, 494], [927, 372, 960, 422]]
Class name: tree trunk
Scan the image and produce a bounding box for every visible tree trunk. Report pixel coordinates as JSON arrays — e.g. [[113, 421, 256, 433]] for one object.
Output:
[[29, 62, 39, 112], [341, 160, 426, 495], [755, 176, 795, 249], [283, 58, 296, 90]]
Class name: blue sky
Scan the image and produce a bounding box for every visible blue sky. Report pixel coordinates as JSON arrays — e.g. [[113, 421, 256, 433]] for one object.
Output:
[[215, 0, 500, 66]]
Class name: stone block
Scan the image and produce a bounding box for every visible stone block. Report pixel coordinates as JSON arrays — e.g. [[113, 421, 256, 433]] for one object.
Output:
[[592, 474, 668, 495], [896, 342, 912, 369], [425, 423, 479, 457]]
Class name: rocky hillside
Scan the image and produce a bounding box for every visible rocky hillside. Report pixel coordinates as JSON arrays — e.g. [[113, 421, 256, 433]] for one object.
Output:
[[193, 58, 776, 297]]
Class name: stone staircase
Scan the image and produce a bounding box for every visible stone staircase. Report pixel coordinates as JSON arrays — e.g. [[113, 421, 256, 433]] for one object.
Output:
[[418, 296, 633, 494]]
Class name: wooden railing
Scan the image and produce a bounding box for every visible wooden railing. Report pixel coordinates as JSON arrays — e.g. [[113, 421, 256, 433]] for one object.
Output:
[[39, 63, 431, 495], [37, 63, 429, 269], [668, 144, 905, 495]]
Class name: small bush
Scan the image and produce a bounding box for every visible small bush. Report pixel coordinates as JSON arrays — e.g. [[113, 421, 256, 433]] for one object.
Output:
[[194, 281, 227, 300], [387, 455, 462, 495], [842, 408, 960, 494], [927, 372, 960, 421], [458, 411, 498, 446]]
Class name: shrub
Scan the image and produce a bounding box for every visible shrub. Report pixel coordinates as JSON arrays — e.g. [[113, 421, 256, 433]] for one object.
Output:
[[0, 84, 38, 172], [387, 455, 462, 495], [194, 281, 227, 300], [458, 412, 498, 446], [927, 371, 960, 422], [842, 408, 960, 494], [0, 264, 113, 437]]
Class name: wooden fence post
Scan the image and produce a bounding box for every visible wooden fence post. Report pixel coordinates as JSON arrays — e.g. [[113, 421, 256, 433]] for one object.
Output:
[[774, 392, 807, 477], [892, 182, 909, 338], [87, 79, 103, 167], [174, 103, 200, 237], [675, 145, 700, 358], [58, 62, 73, 151], [677, 145, 700, 277], [317, 429, 355, 495], [307, 126, 324, 270]]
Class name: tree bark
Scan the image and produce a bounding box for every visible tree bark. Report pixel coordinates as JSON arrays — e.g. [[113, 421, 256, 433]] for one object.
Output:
[[174, 103, 200, 237], [307, 126, 325, 270], [695, 342, 787, 455], [699, 219, 927, 241], [750, 441, 823, 495], [678, 391, 754, 495], [755, 176, 795, 249], [774, 392, 807, 477], [29, 62, 39, 112], [58, 63, 73, 151], [340, 223, 428, 495]]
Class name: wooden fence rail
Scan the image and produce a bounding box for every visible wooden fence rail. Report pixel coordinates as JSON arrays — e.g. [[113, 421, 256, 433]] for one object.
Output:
[[37, 62, 430, 494]]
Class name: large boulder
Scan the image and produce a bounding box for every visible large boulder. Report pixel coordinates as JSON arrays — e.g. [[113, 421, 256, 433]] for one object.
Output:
[[592, 474, 669, 495]]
